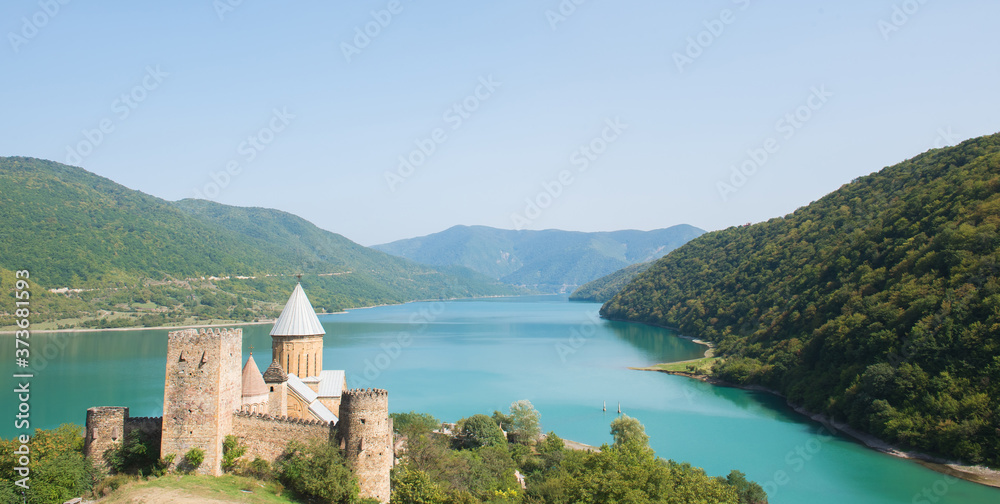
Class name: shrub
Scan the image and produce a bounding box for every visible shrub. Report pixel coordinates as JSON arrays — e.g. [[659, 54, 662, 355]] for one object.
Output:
[[275, 440, 359, 503], [182, 448, 205, 473]]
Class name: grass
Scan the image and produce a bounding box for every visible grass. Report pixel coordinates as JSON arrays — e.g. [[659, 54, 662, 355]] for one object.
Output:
[[643, 356, 721, 374], [96, 474, 297, 504]]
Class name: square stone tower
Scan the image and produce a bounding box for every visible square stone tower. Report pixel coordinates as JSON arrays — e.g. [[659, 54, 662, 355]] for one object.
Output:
[[161, 328, 242, 475]]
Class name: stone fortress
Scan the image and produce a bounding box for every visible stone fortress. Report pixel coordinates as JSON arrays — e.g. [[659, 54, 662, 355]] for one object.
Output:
[[83, 282, 393, 503]]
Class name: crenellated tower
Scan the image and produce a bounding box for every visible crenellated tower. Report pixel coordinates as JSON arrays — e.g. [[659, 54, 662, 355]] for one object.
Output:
[[161, 328, 242, 476], [337, 388, 392, 503], [271, 282, 326, 378]]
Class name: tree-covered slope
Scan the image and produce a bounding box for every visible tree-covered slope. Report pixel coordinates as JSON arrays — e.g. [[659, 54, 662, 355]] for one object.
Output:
[[602, 134, 1000, 466], [375, 225, 704, 292], [0, 157, 516, 325], [570, 262, 653, 302]]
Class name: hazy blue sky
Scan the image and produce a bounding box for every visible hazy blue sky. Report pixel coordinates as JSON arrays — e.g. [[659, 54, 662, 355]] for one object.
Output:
[[3, 1, 999, 245]]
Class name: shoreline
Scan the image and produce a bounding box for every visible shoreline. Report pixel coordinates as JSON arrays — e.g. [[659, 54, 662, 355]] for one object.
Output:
[[634, 339, 1000, 489], [0, 293, 529, 335]]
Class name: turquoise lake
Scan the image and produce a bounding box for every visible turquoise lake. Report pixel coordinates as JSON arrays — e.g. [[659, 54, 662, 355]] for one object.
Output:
[[3, 295, 997, 503]]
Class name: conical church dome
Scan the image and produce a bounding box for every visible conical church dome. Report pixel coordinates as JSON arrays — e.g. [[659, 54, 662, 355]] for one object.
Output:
[[270, 282, 325, 337]]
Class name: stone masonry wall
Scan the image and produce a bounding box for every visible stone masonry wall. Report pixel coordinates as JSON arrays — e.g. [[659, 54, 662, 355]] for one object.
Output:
[[231, 411, 332, 462], [161, 328, 242, 476], [338, 388, 392, 503], [84, 407, 128, 472]]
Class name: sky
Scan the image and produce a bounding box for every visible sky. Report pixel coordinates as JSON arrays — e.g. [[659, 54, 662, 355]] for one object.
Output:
[[3, 0, 999, 246]]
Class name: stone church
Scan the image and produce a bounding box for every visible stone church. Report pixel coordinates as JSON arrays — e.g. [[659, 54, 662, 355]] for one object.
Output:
[[84, 282, 393, 503]]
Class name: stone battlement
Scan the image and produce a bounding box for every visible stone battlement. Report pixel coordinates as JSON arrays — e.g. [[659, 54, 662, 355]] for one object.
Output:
[[344, 388, 388, 398], [233, 410, 330, 428], [169, 327, 243, 341]]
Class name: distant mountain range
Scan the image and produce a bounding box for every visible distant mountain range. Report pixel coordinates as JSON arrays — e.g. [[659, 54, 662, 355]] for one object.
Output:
[[0, 157, 517, 327], [374, 225, 704, 292]]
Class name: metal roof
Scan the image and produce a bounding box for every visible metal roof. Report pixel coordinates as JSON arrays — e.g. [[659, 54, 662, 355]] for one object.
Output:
[[317, 370, 345, 398], [270, 283, 326, 337], [241, 354, 269, 397], [309, 401, 338, 424], [286, 372, 337, 424], [286, 373, 319, 403]]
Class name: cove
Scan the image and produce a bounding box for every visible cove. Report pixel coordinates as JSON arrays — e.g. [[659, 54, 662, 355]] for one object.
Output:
[[2, 295, 997, 503]]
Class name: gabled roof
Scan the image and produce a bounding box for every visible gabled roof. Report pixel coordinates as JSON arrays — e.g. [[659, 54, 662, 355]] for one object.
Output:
[[270, 283, 326, 337], [309, 401, 338, 424], [317, 370, 345, 398], [286, 373, 338, 424], [241, 354, 268, 398]]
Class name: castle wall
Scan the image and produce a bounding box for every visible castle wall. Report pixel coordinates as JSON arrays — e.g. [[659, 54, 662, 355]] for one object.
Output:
[[232, 411, 332, 462], [84, 408, 163, 473], [125, 416, 163, 438], [84, 406, 128, 472], [337, 389, 392, 504], [161, 328, 242, 476]]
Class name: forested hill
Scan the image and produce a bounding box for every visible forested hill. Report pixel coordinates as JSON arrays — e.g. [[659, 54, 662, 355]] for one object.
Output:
[[0, 157, 516, 327], [569, 262, 652, 302], [375, 224, 704, 292], [602, 133, 1000, 466]]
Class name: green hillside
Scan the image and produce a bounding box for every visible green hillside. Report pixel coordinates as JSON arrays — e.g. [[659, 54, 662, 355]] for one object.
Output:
[[375, 225, 704, 292], [602, 133, 1000, 466], [570, 262, 653, 302], [0, 157, 516, 328]]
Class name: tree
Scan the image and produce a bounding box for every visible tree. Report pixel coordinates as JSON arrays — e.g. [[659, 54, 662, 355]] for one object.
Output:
[[0, 425, 96, 504], [610, 414, 649, 448], [506, 400, 541, 445], [275, 440, 359, 503], [455, 414, 507, 450], [725, 470, 769, 504], [391, 411, 441, 439], [391, 467, 447, 504]]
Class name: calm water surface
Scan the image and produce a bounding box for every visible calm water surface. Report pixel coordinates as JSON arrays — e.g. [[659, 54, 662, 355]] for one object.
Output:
[[3, 295, 997, 503]]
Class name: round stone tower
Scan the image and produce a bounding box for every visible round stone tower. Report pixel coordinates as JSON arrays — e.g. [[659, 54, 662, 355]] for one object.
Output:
[[271, 282, 326, 379], [337, 388, 391, 503]]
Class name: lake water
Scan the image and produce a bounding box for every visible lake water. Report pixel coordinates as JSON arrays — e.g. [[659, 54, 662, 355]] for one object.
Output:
[[3, 295, 997, 503]]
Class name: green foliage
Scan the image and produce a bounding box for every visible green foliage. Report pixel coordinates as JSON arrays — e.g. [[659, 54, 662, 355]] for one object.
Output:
[[602, 133, 1000, 466], [392, 467, 448, 504], [724, 470, 769, 504], [505, 400, 541, 445], [455, 415, 508, 450], [0, 157, 519, 328], [375, 225, 704, 293], [392, 411, 442, 439], [609, 414, 649, 449], [397, 412, 765, 504], [107, 428, 165, 476], [183, 448, 205, 473], [222, 435, 247, 473], [569, 262, 653, 302], [275, 440, 359, 504], [0, 425, 97, 504]]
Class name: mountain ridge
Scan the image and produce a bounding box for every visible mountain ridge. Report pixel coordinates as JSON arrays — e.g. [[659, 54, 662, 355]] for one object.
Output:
[[374, 224, 704, 292], [601, 133, 1000, 467], [0, 157, 517, 328]]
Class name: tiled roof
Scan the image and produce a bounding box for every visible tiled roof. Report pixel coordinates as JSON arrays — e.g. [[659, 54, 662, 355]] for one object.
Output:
[[241, 354, 268, 398]]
